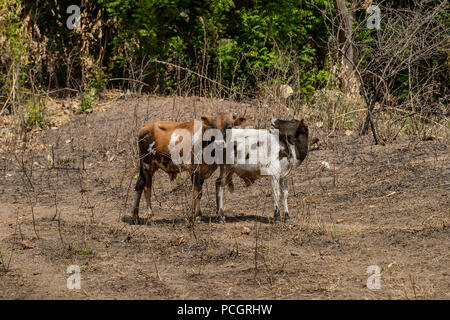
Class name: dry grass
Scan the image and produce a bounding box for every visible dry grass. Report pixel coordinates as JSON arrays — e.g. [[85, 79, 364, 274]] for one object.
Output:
[[0, 95, 448, 299]]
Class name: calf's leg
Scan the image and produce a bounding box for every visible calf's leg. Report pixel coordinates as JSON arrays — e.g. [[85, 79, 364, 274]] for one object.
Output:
[[215, 165, 231, 224], [191, 171, 205, 223], [132, 164, 146, 222], [271, 177, 282, 224], [143, 167, 156, 224], [281, 178, 291, 222]]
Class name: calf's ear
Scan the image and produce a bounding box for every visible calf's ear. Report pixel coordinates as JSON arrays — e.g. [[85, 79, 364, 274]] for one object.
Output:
[[296, 119, 308, 136], [201, 116, 212, 128], [233, 117, 246, 126]]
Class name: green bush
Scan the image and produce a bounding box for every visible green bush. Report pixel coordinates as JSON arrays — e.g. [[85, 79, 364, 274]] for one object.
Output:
[[25, 98, 48, 129], [99, 0, 329, 97], [79, 87, 97, 113]]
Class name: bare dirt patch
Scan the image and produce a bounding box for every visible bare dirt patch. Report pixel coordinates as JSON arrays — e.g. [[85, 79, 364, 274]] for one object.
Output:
[[0, 96, 448, 299]]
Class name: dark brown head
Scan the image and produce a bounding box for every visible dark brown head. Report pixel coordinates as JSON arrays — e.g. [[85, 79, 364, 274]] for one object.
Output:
[[271, 118, 309, 162], [201, 112, 246, 139]]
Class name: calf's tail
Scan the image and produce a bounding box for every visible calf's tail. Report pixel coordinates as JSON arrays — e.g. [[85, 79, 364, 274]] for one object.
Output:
[[226, 177, 234, 193], [135, 162, 146, 191]]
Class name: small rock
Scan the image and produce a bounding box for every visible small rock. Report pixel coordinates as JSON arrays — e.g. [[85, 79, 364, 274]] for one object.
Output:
[[241, 227, 251, 235], [21, 240, 35, 249], [279, 84, 293, 99], [171, 236, 185, 246], [321, 161, 331, 169], [310, 137, 320, 146], [345, 130, 354, 136]]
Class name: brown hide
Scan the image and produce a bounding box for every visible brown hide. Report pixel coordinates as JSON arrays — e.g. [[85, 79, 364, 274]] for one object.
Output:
[[138, 121, 197, 168], [132, 113, 246, 223]]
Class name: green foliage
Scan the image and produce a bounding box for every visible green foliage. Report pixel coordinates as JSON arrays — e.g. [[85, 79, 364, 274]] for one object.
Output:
[[79, 86, 97, 113], [331, 230, 342, 238], [0, 0, 28, 113], [77, 248, 91, 255], [89, 66, 108, 94], [97, 0, 330, 96], [25, 97, 48, 129], [1, 0, 26, 65], [2, 0, 446, 142]]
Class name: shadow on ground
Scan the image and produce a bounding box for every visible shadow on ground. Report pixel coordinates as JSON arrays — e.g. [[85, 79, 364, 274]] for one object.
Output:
[[121, 214, 271, 225]]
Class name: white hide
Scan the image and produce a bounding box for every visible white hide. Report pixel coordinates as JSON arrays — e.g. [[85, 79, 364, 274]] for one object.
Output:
[[148, 141, 156, 155], [168, 129, 192, 165]]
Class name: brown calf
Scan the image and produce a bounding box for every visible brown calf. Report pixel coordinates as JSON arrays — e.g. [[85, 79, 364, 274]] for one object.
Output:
[[132, 113, 246, 224]]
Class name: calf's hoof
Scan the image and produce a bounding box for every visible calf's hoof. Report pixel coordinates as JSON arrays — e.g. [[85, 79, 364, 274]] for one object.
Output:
[[192, 210, 203, 224], [216, 209, 226, 224], [195, 216, 202, 224], [143, 217, 156, 226], [285, 215, 292, 223], [132, 215, 140, 225], [274, 217, 281, 224], [131, 208, 139, 223]]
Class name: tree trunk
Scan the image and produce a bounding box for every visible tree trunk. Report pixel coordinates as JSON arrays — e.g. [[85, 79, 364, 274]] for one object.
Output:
[[333, 0, 359, 95]]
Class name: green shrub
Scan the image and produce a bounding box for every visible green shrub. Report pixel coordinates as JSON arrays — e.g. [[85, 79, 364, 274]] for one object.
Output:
[[25, 97, 48, 129], [79, 87, 97, 113]]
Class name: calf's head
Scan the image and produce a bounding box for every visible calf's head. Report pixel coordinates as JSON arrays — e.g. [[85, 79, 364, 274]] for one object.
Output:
[[201, 112, 246, 142], [271, 118, 309, 162]]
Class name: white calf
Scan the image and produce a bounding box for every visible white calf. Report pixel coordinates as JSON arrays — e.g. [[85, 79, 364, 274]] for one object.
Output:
[[215, 119, 309, 223]]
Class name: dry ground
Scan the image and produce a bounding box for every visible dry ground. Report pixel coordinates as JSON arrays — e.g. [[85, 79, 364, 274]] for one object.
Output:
[[0, 96, 448, 299]]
